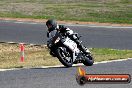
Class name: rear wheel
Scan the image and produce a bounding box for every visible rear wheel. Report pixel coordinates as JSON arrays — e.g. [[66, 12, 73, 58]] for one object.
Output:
[[83, 55, 94, 66], [56, 47, 73, 67]]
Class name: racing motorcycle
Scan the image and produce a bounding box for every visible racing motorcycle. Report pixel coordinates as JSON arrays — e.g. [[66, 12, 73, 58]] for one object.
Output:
[[48, 33, 94, 67]]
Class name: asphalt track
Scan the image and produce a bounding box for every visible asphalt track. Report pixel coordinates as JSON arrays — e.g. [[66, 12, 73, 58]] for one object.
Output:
[[0, 20, 132, 88], [0, 20, 132, 49], [0, 59, 132, 88]]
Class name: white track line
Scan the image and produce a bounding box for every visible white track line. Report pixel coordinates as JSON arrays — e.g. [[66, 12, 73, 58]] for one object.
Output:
[[15, 21, 38, 24], [13, 21, 132, 28], [66, 24, 132, 28], [1, 20, 132, 28], [0, 58, 132, 71], [14, 21, 132, 28]]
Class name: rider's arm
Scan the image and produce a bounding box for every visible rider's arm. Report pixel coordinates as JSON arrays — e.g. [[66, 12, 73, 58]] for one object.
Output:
[[47, 30, 59, 45], [65, 28, 73, 35], [65, 28, 80, 40], [59, 25, 74, 35]]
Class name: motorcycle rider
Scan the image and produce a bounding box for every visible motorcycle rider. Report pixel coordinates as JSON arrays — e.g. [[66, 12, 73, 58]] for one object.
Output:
[[46, 19, 89, 56]]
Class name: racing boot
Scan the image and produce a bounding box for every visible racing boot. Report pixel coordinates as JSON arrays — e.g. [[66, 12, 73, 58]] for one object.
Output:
[[78, 44, 90, 55], [75, 40, 90, 55]]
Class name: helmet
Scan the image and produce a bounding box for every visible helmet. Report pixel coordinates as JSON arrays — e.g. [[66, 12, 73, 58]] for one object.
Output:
[[46, 19, 57, 29]]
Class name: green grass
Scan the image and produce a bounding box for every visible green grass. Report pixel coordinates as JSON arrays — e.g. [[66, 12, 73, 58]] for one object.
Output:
[[91, 48, 132, 62], [0, 0, 131, 24], [0, 43, 132, 69]]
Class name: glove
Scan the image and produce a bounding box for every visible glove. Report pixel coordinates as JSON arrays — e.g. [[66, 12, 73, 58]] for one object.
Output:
[[47, 40, 53, 48], [48, 43, 53, 48]]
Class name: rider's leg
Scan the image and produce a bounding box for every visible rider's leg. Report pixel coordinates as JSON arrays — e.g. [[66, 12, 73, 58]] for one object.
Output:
[[68, 34, 90, 54], [75, 40, 90, 55]]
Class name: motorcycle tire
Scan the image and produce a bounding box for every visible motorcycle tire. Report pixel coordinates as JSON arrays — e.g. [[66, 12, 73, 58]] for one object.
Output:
[[83, 55, 94, 66], [56, 47, 73, 67]]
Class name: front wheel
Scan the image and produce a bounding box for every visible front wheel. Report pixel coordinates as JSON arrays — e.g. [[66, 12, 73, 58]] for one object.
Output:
[[83, 55, 94, 66], [56, 47, 73, 67]]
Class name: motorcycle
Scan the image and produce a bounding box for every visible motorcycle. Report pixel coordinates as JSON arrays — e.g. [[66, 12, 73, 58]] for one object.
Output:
[[48, 33, 94, 67]]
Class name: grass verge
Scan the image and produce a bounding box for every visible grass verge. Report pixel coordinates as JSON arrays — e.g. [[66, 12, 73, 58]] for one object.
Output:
[[0, 0, 131, 24], [0, 43, 132, 69]]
